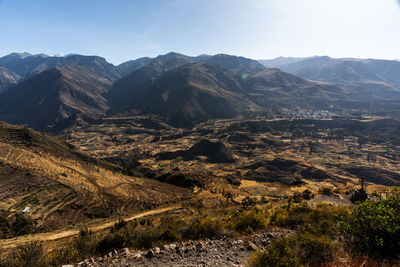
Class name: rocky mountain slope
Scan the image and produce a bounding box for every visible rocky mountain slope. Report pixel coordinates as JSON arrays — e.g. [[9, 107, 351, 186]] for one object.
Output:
[[116, 57, 153, 77], [198, 53, 266, 73], [111, 63, 259, 127], [115, 52, 265, 78], [0, 55, 120, 130], [115, 52, 193, 78], [107, 54, 197, 114], [263, 56, 379, 83], [0, 67, 20, 93], [107, 60, 344, 127], [2, 52, 400, 130], [0, 53, 64, 78]]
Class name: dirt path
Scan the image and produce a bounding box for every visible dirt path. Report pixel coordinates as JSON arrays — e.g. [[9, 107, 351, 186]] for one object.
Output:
[[77, 229, 292, 267], [0, 205, 182, 250]]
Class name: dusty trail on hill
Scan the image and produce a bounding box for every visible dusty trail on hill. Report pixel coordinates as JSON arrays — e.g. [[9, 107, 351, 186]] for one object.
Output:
[[0, 205, 182, 250]]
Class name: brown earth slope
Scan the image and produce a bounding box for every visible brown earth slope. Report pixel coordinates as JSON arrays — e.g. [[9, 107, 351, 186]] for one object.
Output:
[[0, 121, 191, 231]]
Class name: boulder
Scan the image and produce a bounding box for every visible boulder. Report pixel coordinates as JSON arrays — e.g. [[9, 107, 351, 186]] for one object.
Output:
[[146, 249, 155, 258], [133, 252, 142, 259], [196, 241, 204, 249], [246, 241, 258, 251]]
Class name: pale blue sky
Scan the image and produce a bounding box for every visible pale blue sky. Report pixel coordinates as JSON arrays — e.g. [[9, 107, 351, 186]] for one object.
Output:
[[0, 0, 399, 64]]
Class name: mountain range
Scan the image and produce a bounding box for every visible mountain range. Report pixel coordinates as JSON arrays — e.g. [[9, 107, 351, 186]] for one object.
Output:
[[260, 56, 400, 100], [1, 52, 400, 130], [260, 56, 400, 86]]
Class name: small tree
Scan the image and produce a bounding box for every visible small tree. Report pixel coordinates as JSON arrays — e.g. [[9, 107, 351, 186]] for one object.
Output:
[[350, 178, 368, 203], [302, 189, 314, 200], [12, 214, 34, 236]]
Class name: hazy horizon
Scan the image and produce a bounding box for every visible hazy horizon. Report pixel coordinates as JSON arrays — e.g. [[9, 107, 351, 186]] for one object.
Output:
[[1, 0, 400, 64], [1, 51, 400, 66]]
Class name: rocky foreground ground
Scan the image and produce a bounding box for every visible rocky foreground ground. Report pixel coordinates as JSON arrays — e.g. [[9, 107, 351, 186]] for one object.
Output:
[[74, 229, 290, 267]]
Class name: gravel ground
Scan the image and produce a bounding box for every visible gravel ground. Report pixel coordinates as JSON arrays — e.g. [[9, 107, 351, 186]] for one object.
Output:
[[75, 229, 291, 267]]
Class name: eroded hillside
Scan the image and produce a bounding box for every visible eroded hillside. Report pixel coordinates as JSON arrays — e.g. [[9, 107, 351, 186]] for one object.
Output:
[[0, 121, 191, 232]]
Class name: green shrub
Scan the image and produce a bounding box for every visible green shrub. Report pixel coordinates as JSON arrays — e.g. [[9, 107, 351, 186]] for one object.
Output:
[[271, 202, 312, 228], [110, 218, 127, 233], [248, 236, 300, 267], [181, 216, 223, 239], [97, 229, 130, 253], [231, 209, 268, 233], [293, 192, 303, 203], [302, 189, 314, 200], [74, 228, 96, 258], [96, 219, 181, 253], [133, 229, 158, 249], [350, 188, 368, 203], [1, 242, 81, 267], [303, 204, 348, 238], [4, 242, 44, 267], [44, 246, 80, 267], [248, 233, 337, 267], [12, 214, 34, 236], [0, 215, 10, 238], [269, 207, 288, 225], [157, 228, 180, 242], [295, 232, 338, 263], [271, 202, 348, 239], [341, 190, 400, 259], [319, 187, 333, 196]]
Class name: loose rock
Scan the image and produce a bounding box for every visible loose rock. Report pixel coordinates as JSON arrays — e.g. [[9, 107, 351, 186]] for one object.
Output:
[[247, 241, 258, 251], [76, 229, 291, 266], [146, 249, 155, 258]]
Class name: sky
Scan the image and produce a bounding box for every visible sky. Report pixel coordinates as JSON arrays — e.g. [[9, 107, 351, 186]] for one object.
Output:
[[0, 0, 399, 64]]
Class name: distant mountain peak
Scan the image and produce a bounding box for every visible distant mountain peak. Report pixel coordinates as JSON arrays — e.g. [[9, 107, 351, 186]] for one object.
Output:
[[7, 52, 32, 58], [197, 54, 211, 58], [155, 52, 193, 60], [163, 51, 186, 56]]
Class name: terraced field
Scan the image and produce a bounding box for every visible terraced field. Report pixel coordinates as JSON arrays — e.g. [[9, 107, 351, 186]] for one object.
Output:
[[63, 116, 400, 199], [0, 121, 191, 231]]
